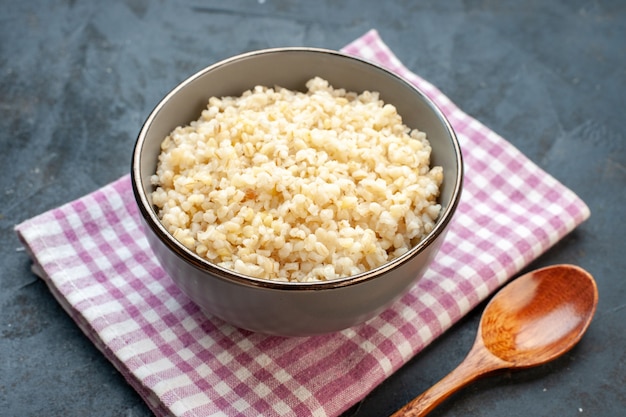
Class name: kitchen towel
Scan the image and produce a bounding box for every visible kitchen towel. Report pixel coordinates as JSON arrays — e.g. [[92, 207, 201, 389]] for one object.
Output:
[[15, 29, 590, 417]]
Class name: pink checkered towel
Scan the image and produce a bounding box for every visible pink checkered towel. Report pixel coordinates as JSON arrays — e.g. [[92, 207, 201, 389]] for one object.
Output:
[[15, 29, 590, 417]]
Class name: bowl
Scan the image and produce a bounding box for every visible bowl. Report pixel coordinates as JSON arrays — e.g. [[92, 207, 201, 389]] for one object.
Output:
[[131, 48, 463, 336]]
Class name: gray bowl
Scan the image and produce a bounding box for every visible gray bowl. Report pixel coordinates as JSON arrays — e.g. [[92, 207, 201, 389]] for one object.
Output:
[[131, 48, 463, 336]]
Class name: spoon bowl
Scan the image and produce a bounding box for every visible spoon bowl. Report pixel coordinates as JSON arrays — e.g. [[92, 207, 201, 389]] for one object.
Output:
[[480, 264, 597, 367], [392, 264, 598, 417]]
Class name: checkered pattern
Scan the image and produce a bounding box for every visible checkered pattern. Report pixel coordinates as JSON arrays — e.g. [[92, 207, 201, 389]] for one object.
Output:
[[15, 29, 590, 417]]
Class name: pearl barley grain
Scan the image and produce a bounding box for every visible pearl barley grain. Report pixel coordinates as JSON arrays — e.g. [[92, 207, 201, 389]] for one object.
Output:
[[151, 77, 443, 282]]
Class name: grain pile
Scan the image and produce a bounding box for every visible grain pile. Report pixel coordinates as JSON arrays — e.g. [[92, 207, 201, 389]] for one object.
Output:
[[151, 77, 443, 281]]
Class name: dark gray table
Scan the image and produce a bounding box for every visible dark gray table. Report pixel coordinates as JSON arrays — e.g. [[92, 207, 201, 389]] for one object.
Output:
[[2, 1, 624, 416]]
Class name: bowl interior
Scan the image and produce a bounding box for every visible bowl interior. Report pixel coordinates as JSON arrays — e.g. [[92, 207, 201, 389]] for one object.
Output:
[[133, 48, 462, 282]]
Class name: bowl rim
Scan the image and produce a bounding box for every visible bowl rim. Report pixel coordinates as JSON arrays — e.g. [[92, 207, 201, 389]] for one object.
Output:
[[131, 46, 463, 291]]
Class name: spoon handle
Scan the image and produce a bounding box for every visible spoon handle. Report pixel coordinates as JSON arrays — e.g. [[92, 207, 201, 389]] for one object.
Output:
[[391, 343, 507, 417]]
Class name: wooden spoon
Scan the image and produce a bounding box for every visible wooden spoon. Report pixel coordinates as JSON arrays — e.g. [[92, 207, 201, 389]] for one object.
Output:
[[392, 264, 598, 417]]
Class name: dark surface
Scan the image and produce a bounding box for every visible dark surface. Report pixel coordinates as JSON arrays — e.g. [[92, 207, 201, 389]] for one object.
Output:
[[1, 1, 624, 416]]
